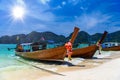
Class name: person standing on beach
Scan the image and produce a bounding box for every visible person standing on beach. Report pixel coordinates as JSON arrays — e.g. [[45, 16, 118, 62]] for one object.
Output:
[[96, 40, 102, 55], [65, 40, 73, 61]]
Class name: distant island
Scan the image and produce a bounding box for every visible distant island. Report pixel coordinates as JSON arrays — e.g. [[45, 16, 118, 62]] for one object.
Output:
[[0, 30, 120, 44]]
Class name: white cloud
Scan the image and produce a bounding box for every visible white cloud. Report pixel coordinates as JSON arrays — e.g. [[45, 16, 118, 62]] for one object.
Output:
[[28, 10, 55, 22], [62, 1, 66, 6], [31, 24, 48, 32], [68, 0, 80, 5], [25, 0, 55, 22], [53, 5, 62, 9], [40, 0, 50, 5], [16, 0, 25, 6], [74, 13, 112, 30], [108, 26, 120, 33], [51, 12, 113, 35]]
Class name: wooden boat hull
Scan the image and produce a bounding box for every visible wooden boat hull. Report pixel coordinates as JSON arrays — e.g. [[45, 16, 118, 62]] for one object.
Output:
[[71, 31, 108, 58], [102, 46, 120, 51], [16, 46, 66, 61], [15, 27, 80, 61], [72, 45, 98, 58]]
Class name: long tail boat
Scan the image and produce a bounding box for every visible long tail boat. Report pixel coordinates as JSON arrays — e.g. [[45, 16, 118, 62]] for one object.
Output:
[[72, 31, 108, 58], [15, 27, 79, 61], [102, 46, 120, 51]]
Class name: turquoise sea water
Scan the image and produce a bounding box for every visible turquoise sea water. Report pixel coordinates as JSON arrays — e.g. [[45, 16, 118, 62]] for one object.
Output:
[[0, 44, 19, 68]]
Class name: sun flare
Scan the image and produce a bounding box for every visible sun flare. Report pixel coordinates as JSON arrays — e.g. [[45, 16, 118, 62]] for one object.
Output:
[[12, 6, 25, 20]]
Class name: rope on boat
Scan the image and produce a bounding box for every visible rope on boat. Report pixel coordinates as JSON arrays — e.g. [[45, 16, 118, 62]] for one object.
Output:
[[15, 59, 65, 76]]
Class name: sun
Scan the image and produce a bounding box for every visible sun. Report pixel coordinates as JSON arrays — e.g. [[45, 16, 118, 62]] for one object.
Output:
[[12, 6, 25, 20]]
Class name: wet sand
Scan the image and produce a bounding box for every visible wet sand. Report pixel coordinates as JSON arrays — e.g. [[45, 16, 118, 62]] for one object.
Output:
[[0, 51, 120, 80]]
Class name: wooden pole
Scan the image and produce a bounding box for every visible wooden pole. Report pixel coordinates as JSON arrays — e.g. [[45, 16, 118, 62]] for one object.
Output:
[[99, 31, 108, 44], [70, 27, 80, 44]]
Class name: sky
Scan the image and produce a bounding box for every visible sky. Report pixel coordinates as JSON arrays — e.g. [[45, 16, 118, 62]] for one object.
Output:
[[0, 0, 120, 37]]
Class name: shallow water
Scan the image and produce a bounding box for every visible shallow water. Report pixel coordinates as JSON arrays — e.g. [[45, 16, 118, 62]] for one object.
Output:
[[0, 44, 65, 73]]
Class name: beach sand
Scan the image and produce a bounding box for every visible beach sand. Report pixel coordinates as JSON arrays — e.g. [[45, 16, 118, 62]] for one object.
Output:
[[0, 51, 120, 80]]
